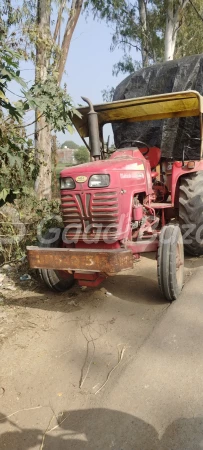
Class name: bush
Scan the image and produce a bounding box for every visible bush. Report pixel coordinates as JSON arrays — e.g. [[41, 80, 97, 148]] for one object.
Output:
[[0, 190, 61, 264], [75, 147, 90, 164]]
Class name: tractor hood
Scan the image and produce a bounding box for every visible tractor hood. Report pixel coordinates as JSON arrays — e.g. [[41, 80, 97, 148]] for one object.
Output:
[[60, 149, 146, 178], [59, 149, 152, 244]]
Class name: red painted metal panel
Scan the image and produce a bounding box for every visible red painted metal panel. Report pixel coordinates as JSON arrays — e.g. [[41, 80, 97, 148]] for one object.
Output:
[[126, 239, 159, 254]]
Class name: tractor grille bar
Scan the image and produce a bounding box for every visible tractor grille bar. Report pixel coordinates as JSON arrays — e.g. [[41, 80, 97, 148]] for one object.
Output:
[[61, 191, 119, 241]]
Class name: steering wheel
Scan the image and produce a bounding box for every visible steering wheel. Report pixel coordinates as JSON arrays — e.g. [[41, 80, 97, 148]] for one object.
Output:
[[118, 140, 150, 156]]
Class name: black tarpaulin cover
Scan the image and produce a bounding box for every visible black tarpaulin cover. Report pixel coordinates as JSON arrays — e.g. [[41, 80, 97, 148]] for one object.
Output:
[[113, 54, 203, 159]]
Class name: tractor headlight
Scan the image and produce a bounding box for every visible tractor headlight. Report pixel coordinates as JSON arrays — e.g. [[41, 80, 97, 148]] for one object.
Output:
[[60, 177, 75, 189], [89, 174, 110, 188]]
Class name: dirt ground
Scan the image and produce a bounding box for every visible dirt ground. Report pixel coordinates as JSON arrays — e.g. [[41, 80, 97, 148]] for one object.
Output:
[[0, 254, 201, 449]]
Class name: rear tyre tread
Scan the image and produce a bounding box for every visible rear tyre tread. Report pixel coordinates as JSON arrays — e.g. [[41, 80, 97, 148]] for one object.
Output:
[[179, 172, 203, 256]]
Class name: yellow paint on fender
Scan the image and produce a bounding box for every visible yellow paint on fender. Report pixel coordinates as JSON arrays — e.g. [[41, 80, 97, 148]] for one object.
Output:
[[72, 90, 202, 139]]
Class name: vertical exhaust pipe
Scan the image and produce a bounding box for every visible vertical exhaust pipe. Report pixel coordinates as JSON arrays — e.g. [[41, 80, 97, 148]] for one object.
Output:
[[81, 97, 101, 159]]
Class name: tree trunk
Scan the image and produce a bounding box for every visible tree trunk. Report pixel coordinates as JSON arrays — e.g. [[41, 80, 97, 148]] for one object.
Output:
[[138, 0, 148, 67], [53, 0, 66, 43], [35, 117, 52, 200], [164, 0, 176, 61], [164, 0, 189, 61], [57, 0, 83, 84], [34, 0, 83, 199], [35, 0, 52, 200]]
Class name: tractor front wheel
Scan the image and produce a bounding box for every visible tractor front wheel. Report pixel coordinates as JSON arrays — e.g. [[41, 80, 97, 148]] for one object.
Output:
[[38, 230, 74, 292], [157, 225, 184, 302]]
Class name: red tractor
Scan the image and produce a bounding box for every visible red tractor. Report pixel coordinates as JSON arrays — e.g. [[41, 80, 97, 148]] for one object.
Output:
[[27, 90, 203, 301]]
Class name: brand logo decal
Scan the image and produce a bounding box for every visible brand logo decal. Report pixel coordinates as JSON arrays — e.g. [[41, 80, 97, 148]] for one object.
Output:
[[76, 175, 87, 183], [120, 172, 144, 179]]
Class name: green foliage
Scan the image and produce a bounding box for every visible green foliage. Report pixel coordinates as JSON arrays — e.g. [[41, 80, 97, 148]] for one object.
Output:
[[0, 45, 27, 118], [55, 162, 72, 178], [0, 193, 61, 263], [0, 43, 38, 203], [26, 77, 79, 133], [61, 140, 79, 149], [88, 0, 203, 78], [176, 0, 203, 58], [87, 0, 164, 73], [112, 55, 139, 76], [75, 147, 90, 164], [0, 28, 78, 203], [0, 141, 37, 202], [102, 86, 115, 102]]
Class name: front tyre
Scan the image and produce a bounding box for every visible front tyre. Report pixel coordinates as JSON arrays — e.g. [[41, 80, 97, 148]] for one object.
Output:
[[39, 230, 74, 292], [157, 225, 184, 302]]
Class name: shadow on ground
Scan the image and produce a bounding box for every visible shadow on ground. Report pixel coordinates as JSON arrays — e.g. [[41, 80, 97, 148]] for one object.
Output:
[[5, 272, 167, 314], [5, 251, 199, 314], [104, 275, 165, 304], [1, 408, 203, 449]]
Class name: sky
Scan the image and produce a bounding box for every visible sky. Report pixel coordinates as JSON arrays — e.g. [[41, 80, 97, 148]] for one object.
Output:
[[9, 10, 139, 147], [58, 13, 125, 145]]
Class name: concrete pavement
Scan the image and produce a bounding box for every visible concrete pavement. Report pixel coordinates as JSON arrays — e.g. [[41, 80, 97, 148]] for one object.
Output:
[[46, 267, 203, 449], [82, 267, 203, 449], [1, 259, 203, 449]]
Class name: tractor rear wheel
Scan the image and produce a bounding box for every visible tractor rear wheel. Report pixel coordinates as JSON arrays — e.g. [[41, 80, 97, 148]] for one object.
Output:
[[157, 225, 184, 302], [179, 172, 203, 256], [39, 230, 74, 292]]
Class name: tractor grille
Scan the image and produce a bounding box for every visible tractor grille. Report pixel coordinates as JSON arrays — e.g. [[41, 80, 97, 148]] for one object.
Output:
[[61, 191, 119, 241]]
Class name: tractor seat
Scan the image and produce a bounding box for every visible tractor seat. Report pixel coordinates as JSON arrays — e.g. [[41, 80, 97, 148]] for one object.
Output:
[[139, 146, 161, 169]]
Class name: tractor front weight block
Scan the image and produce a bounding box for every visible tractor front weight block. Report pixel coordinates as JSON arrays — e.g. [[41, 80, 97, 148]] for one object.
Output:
[[27, 247, 134, 275]]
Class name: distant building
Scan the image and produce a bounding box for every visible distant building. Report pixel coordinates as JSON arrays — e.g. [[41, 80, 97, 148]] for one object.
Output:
[[56, 146, 76, 165]]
